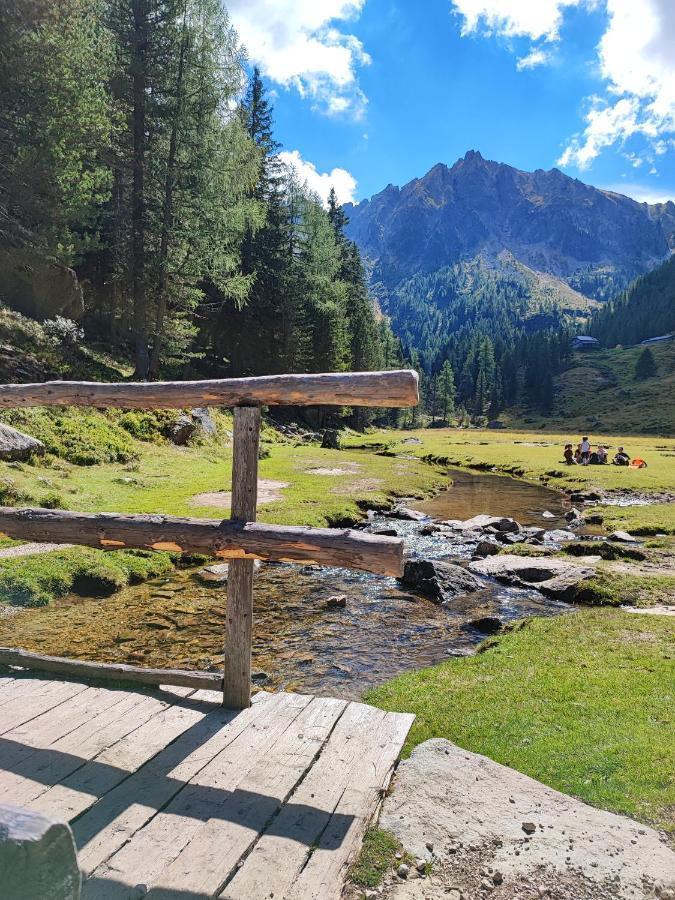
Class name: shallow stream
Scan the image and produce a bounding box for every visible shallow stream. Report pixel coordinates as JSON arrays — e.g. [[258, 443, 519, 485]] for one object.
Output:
[[0, 467, 574, 699]]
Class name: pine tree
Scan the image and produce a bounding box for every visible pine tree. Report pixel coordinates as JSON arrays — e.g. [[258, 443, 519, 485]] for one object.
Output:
[[634, 347, 657, 380], [439, 359, 455, 423]]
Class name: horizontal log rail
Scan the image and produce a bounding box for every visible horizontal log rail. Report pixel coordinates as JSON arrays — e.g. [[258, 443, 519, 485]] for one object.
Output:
[[0, 647, 222, 691], [0, 370, 418, 409], [0, 507, 404, 577]]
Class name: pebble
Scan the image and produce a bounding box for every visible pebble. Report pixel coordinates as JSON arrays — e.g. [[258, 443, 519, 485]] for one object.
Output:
[[425, 840, 434, 852], [397, 863, 410, 879], [522, 821, 536, 834], [480, 878, 494, 891], [415, 858, 427, 874], [492, 871, 504, 885]]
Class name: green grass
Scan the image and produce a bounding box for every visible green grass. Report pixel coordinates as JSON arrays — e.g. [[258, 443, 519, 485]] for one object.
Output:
[[510, 342, 675, 435], [0, 432, 444, 528], [572, 571, 675, 607], [348, 828, 410, 889], [345, 427, 675, 534], [366, 610, 675, 834], [0, 547, 175, 607]]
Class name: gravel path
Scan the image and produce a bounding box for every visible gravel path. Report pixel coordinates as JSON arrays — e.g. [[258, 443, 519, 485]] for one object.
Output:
[[0, 542, 71, 560]]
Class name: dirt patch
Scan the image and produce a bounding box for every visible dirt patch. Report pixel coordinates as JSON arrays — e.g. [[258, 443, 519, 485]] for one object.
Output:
[[191, 479, 288, 508], [330, 477, 385, 495], [624, 605, 675, 617], [305, 463, 363, 476]]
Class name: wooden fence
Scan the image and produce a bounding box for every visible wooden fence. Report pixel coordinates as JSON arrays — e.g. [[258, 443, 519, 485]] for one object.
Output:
[[0, 370, 418, 708]]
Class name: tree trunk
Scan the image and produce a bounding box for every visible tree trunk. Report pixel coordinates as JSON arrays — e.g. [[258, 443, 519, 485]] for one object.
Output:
[[149, 5, 189, 379], [131, 0, 149, 379]]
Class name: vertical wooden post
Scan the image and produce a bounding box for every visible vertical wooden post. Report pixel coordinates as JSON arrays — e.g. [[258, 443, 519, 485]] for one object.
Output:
[[222, 405, 260, 710]]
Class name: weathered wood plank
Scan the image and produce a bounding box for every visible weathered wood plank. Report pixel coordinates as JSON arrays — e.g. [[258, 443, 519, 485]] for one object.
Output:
[[83, 692, 312, 897], [0, 686, 136, 776], [29, 691, 209, 824], [221, 701, 387, 899], [0, 681, 90, 736], [145, 696, 347, 898], [285, 710, 416, 900], [75, 692, 277, 876], [223, 406, 260, 709], [0, 370, 419, 409], [0, 648, 223, 691], [0, 676, 50, 706], [0, 508, 404, 576]]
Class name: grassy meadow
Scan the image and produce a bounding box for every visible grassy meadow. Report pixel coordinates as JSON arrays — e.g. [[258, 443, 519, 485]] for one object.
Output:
[[366, 609, 675, 836]]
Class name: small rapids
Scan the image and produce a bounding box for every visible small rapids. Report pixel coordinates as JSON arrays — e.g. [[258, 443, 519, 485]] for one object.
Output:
[[0, 468, 573, 699]]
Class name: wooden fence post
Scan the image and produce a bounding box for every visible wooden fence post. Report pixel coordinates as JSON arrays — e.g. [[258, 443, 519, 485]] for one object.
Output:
[[222, 406, 260, 709]]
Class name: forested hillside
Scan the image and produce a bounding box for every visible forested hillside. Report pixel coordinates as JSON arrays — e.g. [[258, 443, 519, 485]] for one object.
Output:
[[0, 0, 395, 419], [590, 254, 675, 347]]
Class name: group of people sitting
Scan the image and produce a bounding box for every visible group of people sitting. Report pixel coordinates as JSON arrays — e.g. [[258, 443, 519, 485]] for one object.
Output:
[[563, 437, 646, 468]]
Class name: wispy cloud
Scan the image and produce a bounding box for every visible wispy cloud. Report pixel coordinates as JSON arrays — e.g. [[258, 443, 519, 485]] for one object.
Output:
[[600, 182, 675, 204], [227, 0, 370, 119], [516, 48, 553, 70]]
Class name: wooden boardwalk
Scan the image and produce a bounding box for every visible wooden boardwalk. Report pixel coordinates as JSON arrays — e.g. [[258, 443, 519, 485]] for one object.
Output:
[[0, 673, 414, 899]]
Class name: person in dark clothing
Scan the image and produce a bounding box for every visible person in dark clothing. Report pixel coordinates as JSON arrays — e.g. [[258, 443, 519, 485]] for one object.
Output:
[[613, 447, 630, 466], [563, 444, 575, 465]]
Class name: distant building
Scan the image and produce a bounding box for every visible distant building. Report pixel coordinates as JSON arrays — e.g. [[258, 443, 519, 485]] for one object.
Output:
[[572, 335, 600, 350], [640, 333, 673, 345]]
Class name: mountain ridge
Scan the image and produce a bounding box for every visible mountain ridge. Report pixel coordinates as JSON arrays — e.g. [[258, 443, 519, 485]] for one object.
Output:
[[344, 151, 675, 300]]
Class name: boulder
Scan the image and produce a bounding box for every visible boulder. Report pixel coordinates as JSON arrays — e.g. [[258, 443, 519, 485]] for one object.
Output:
[[564, 508, 582, 523], [461, 514, 520, 533], [0, 424, 45, 461], [468, 555, 595, 601], [388, 506, 427, 522], [324, 595, 347, 608], [473, 540, 501, 558], [196, 560, 261, 584], [399, 559, 483, 604], [167, 414, 196, 445], [467, 615, 502, 634], [190, 407, 216, 437], [379, 739, 675, 899], [583, 512, 604, 525], [321, 429, 341, 449], [401, 437, 422, 444], [0, 247, 84, 321], [609, 530, 638, 543], [543, 529, 576, 543]]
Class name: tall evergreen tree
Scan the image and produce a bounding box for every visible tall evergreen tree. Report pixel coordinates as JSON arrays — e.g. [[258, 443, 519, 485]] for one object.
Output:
[[634, 347, 657, 380]]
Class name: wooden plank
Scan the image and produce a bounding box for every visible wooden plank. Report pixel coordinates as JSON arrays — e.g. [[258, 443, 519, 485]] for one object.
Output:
[[0, 676, 49, 706], [0, 370, 419, 409], [0, 648, 223, 691], [284, 710, 416, 900], [0, 509, 404, 576], [144, 696, 347, 898], [83, 692, 313, 897], [223, 406, 260, 709], [28, 690, 211, 824], [74, 691, 278, 876], [0, 680, 90, 735], [0, 685, 136, 775], [221, 701, 387, 899]]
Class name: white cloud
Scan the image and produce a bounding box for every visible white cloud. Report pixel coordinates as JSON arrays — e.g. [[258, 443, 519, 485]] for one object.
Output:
[[601, 182, 675, 204], [516, 48, 553, 70], [278, 149, 357, 207], [227, 0, 370, 118], [449, 1, 675, 170], [559, 0, 675, 168], [450, 0, 584, 42]]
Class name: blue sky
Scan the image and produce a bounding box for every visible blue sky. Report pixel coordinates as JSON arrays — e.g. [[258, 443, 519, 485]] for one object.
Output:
[[227, 0, 675, 206]]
